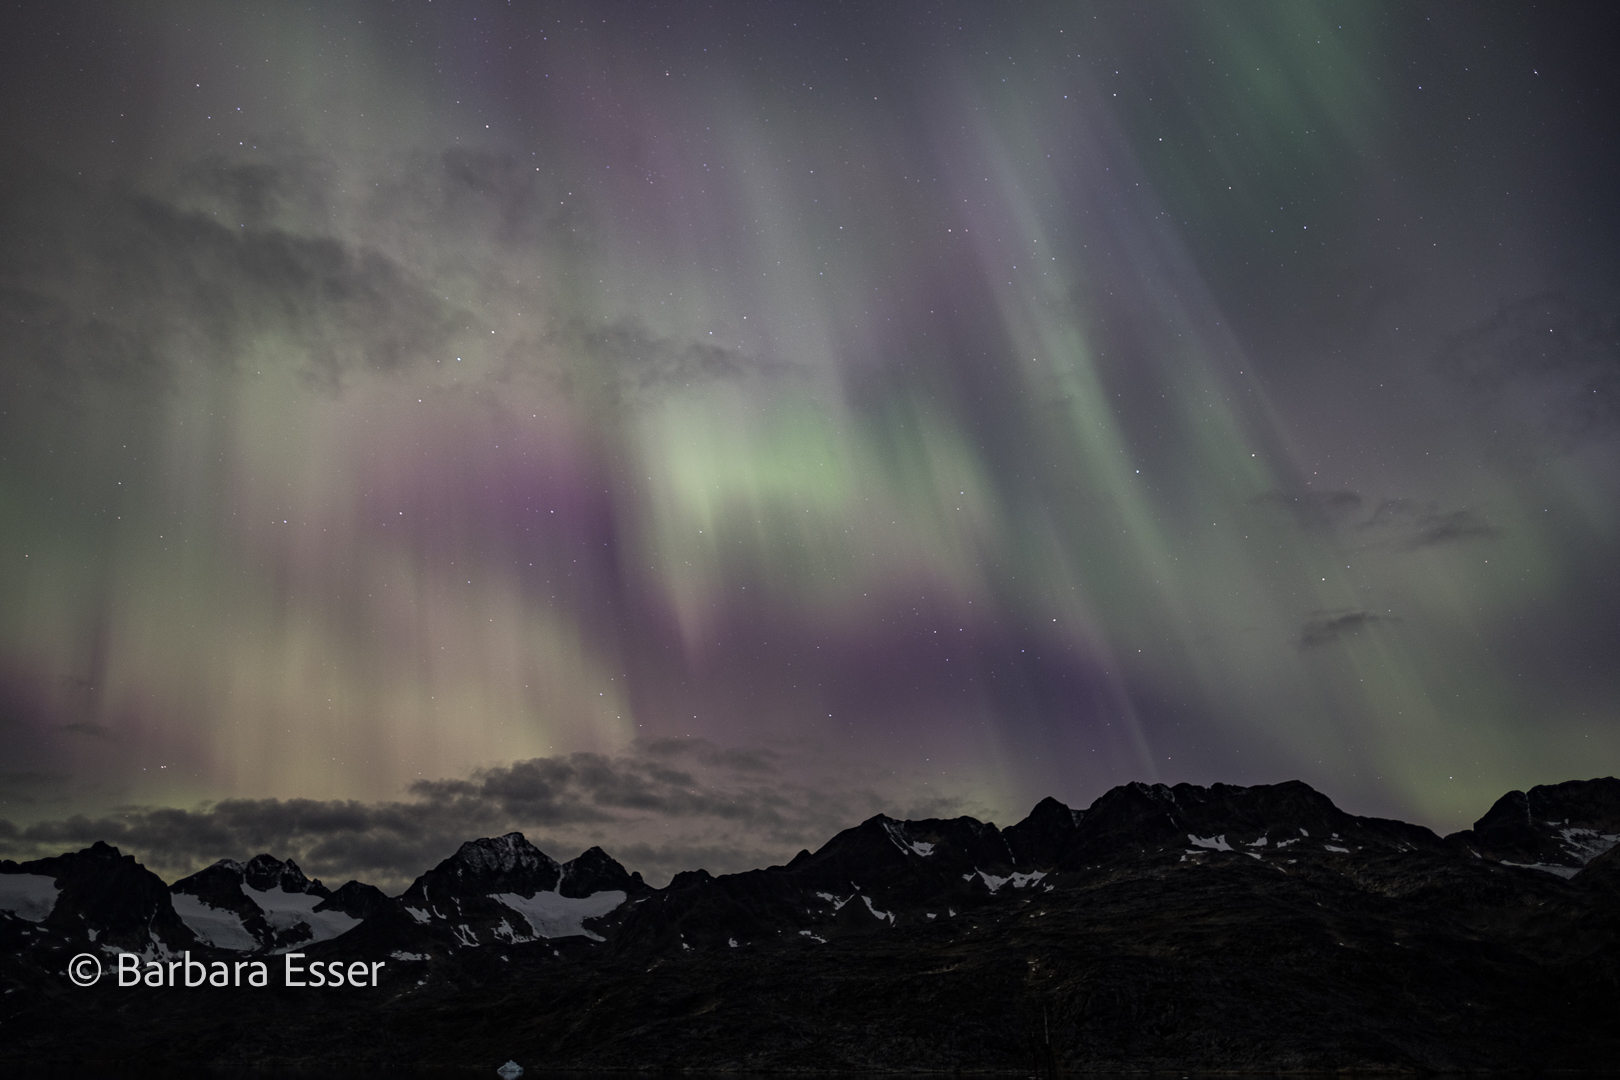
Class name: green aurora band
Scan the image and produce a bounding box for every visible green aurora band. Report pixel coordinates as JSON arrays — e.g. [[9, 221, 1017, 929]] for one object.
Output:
[[0, 2, 1615, 882]]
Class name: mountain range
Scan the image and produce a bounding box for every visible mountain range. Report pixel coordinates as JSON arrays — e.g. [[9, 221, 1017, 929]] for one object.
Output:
[[3, 777, 1619, 1071]]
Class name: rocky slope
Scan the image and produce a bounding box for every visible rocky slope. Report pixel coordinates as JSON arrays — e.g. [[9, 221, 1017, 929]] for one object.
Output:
[[2, 777, 1618, 1071]]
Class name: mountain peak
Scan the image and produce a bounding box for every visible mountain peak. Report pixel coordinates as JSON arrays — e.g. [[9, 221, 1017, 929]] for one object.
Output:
[[450, 832, 557, 877], [559, 845, 646, 898], [1004, 796, 1083, 866], [242, 853, 322, 895], [397, 832, 566, 913], [1451, 776, 1620, 871]]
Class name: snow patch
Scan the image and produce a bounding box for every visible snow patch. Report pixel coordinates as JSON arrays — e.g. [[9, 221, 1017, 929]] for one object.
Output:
[[881, 819, 935, 857], [970, 869, 1046, 893], [171, 892, 258, 951], [1246, 836, 1269, 848], [816, 890, 853, 911], [1323, 844, 1350, 854], [798, 930, 827, 943], [1503, 861, 1580, 879], [391, 951, 429, 961], [1187, 834, 1232, 852], [0, 874, 60, 923], [406, 906, 431, 924], [493, 889, 626, 941], [243, 885, 361, 949], [861, 895, 896, 924], [1560, 828, 1620, 864]]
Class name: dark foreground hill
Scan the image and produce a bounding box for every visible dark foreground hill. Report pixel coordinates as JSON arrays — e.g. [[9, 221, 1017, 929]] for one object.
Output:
[[3, 777, 1619, 1072]]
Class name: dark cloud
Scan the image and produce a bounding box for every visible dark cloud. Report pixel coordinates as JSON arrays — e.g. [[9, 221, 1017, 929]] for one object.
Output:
[[1406, 508, 1501, 548], [542, 316, 788, 403], [0, 162, 464, 399], [174, 143, 338, 230], [0, 741, 958, 891], [0, 284, 169, 402], [1358, 499, 1500, 549], [1436, 291, 1620, 447], [359, 146, 590, 254], [186, 159, 297, 224], [1300, 609, 1401, 649], [1255, 490, 1500, 551]]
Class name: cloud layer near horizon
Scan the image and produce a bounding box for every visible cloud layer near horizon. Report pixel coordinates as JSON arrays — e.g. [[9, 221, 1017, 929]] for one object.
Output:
[[0, 739, 980, 891]]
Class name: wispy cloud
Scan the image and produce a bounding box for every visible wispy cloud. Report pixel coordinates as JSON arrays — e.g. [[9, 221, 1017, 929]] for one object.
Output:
[[534, 315, 792, 406], [1299, 609, 1401, 649], [1358, 499, 1500, 549], [0, 163, 464, 401], [1257, 490, 1500, 551]]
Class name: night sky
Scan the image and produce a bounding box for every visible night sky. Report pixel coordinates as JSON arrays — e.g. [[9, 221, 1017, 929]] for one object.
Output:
[[2, 1, 1617, 889]]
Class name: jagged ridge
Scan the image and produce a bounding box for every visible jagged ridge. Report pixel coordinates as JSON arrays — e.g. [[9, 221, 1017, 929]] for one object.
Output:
[[4, 777, 1620, 1071]]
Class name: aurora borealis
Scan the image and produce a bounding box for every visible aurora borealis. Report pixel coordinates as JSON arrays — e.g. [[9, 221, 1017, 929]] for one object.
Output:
[[2, 2, 1616, 888]]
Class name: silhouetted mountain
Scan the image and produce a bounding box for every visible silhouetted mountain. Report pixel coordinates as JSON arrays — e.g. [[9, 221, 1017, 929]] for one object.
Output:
[[598, 812, 1042, 955], [1053, 778, 1445, 866], [401, 833, 562, 904], [316, 880, 392, 921], [170, 854, 355, 953], [559, 845, 647, 897], [1003, 794, 1084, 866], [392, 832, 649, 948], [1577, 841, 1620, 893], [1445, 777, 1620, 874], [1, 840, 195, 956], [4, 777, 1620, 1071]]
